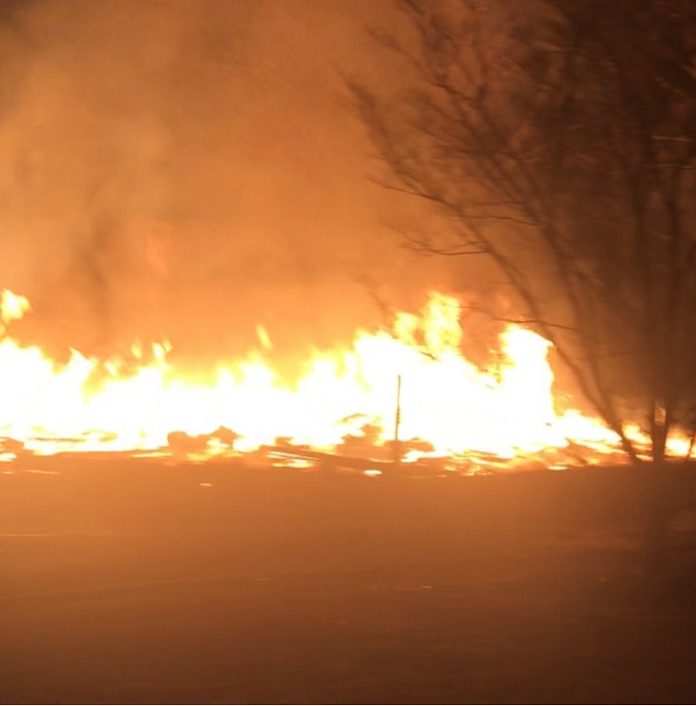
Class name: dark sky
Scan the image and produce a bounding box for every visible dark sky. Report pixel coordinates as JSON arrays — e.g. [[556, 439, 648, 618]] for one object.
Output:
[[0, 0, 460, 363]]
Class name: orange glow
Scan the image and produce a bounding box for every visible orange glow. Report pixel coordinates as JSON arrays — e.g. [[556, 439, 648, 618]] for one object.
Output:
[[0, 288, 674, 468]]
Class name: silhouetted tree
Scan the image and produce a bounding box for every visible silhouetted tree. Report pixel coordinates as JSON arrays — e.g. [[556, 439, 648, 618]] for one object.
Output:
[[352, 0, 696, 468]]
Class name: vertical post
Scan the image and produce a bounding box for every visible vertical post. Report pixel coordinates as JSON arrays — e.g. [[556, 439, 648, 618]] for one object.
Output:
[[393, 374, 402, 468]]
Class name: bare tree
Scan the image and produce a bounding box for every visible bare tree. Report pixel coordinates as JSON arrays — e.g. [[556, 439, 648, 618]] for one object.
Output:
[[351, 0, 696, 467]]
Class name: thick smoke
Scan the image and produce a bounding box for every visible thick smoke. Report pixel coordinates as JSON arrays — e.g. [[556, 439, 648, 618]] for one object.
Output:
[[0, 0, 469, 368]]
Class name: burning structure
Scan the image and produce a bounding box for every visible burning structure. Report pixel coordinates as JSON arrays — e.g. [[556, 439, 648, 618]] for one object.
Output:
[[0, 287, 689, 472]]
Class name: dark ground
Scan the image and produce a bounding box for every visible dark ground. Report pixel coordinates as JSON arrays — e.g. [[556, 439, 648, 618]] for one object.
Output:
[[2, 459, 696, 704]]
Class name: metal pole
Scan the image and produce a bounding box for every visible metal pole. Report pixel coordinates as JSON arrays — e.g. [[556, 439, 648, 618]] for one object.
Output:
[[393, 374, 402, 467]]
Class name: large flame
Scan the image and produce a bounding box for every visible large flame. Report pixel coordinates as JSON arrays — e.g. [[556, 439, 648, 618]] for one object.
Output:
[[0, 288, 676, 469]]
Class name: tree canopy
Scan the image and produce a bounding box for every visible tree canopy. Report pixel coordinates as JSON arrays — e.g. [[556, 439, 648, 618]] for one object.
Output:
[[352, 0, 696, 463]]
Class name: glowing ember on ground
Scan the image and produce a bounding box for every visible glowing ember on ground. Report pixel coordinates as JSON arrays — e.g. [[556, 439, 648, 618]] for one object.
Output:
[[0, 288, 682, 468]]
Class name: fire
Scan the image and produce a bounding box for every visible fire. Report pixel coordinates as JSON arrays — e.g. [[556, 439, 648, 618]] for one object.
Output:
[[0, 288, 644, 468], [0, 290, 30, 329]]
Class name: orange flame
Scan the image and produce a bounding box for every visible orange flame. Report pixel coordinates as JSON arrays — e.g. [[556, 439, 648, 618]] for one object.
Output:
[[0, 288, 676, 468]]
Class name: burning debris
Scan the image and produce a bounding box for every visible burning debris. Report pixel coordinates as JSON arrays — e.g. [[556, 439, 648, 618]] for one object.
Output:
[[167, 426, 239, 459], [0, 288, 688, 470]]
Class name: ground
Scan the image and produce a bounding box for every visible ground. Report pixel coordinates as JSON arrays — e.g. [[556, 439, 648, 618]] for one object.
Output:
[[2, 459, 696, 704]]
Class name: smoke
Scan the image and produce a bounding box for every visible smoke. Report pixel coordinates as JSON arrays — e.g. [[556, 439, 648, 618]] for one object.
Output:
[[0, 0, 477, 368]]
